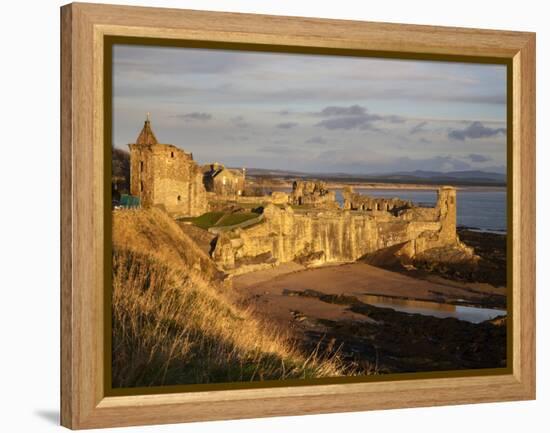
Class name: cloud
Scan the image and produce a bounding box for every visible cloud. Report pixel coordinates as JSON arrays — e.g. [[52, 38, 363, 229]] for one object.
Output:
[[113, 46, 507, 174], [259, 145, 292, 153], [466, 153, 492, 163], [174, 112, 212, 121], [384, 115, 406, 124], [315, 117, 362, 130], [312, 105, 404, 130], [410, 121, 428, 134], [448, 121, 506, 141], [312, 105, 382, 130], [314, 105, 367, 117], [315, 115, 381, 130], [305, 136, 328, 145], [394, 155, 472, 172], [225, 135, 249, 142], [230, 115, 249, 128], [437, 93, 505, 105], [313, 151, 473, 174], [276, 122, 299, 129], [269, 138, 290, 145], [113, 45, 261, 76]]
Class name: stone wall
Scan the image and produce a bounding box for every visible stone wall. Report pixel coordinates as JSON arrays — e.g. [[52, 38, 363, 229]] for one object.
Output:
[[129, 143, 207, 216], [290, 180, 339, 209], [212, 187, 466, 272], [342, 186, 412, 213], [203, 164, 246, 197], [207, 191, 288, 210], [129, 144, 155, 208]]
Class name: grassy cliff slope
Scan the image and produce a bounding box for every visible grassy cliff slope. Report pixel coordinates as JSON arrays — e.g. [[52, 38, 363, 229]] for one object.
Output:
[[112, 208, 350, 387]]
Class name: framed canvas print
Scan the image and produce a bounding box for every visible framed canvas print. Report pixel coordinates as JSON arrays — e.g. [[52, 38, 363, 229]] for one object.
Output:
[[60, 3, 536, 429]]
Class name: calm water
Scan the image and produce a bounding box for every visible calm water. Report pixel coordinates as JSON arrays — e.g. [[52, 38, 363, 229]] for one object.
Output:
[[357, 294, 505, 324], [274, 187, 507, 233]]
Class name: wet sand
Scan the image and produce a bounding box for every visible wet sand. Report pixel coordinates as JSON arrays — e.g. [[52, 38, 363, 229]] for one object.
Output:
[[232, 262, 507, 373], [233, 262, 505, 326]]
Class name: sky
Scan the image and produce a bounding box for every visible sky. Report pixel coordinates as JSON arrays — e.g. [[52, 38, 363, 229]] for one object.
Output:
[[112, 44, 507, 175]]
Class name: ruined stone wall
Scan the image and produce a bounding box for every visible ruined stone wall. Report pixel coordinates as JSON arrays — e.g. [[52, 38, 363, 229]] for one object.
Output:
[[342, 186, 412, 213], [270, 191, 290, 205], [129, 143, 207, 216], [290, 180, 339, 209], [208, 191, 288, 209], [213, 187, 460, 272], [203, 164, 246, 197], [129, 144, 155, 207], [212, 170, 245, 197], [214, 206, 377, 271]]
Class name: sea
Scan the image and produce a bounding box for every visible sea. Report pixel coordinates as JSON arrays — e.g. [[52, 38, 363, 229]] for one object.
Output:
[[274, 187, 507, 233]]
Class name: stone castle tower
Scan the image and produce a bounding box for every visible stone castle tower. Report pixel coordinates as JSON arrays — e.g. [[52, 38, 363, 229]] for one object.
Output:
[[128, 116, 207, 216]]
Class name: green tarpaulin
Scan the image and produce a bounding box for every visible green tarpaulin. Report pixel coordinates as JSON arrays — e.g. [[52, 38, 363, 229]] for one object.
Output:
[[119, 194, 141, 208]]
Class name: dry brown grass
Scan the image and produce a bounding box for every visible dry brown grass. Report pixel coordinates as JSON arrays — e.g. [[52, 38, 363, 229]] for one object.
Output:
[[113, 208, 221, 281], [112, 209, 354, 387]]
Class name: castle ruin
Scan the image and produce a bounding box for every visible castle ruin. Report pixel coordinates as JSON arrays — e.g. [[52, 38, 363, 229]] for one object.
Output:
[[126, 117, 470, 275], [342, 186, 412, 214], [212, 186, 466, 273], [128, 117, 208, 216], [203, 163, 246, 197], [290, 180, 339, 209]]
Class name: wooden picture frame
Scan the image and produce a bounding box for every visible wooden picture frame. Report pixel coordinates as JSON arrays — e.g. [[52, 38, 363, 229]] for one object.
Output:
[[60, 2, 536, 429]]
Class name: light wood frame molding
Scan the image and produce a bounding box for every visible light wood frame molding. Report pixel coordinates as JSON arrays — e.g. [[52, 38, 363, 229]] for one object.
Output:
[[60, 2, 536, 429]]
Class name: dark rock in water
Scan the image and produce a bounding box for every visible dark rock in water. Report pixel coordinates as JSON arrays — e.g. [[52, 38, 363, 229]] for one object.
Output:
[[414, 229, 507, 287], [288, 288, 507, 374]]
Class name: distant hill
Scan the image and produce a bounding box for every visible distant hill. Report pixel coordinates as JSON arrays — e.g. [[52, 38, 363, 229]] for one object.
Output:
[[386, 170, 505, 183], [244, 167, 309, 177], [244, 168, 506, 187]]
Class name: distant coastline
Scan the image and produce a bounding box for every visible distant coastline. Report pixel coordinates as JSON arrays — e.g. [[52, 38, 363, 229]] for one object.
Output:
[[243, 168, 506, 190], [253, 179, 507, 192]]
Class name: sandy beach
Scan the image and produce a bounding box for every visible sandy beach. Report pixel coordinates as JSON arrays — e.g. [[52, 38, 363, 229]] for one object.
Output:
[[232, 261, 507, 373], [233, 262, 505, 327]]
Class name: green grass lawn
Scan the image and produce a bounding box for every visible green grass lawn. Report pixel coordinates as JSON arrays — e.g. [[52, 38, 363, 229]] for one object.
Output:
[[216, 212, 259, 227], [182, 212, 225, 229], [180, 211, 259, 230]]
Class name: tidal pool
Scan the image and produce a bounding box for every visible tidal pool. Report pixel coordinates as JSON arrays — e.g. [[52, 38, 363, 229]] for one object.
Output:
[[357, 294, 506, 324]]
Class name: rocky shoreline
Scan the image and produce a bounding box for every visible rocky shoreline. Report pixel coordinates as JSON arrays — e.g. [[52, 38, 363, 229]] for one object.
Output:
[[291, 289, 507, 373], [234, 229, 508, 374], [360, 228, 507, 303]]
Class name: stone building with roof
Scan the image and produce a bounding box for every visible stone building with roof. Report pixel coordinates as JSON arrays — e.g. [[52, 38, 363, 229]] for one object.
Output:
[[202, 163, 246, 197], [128, 116, 207, 216]]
